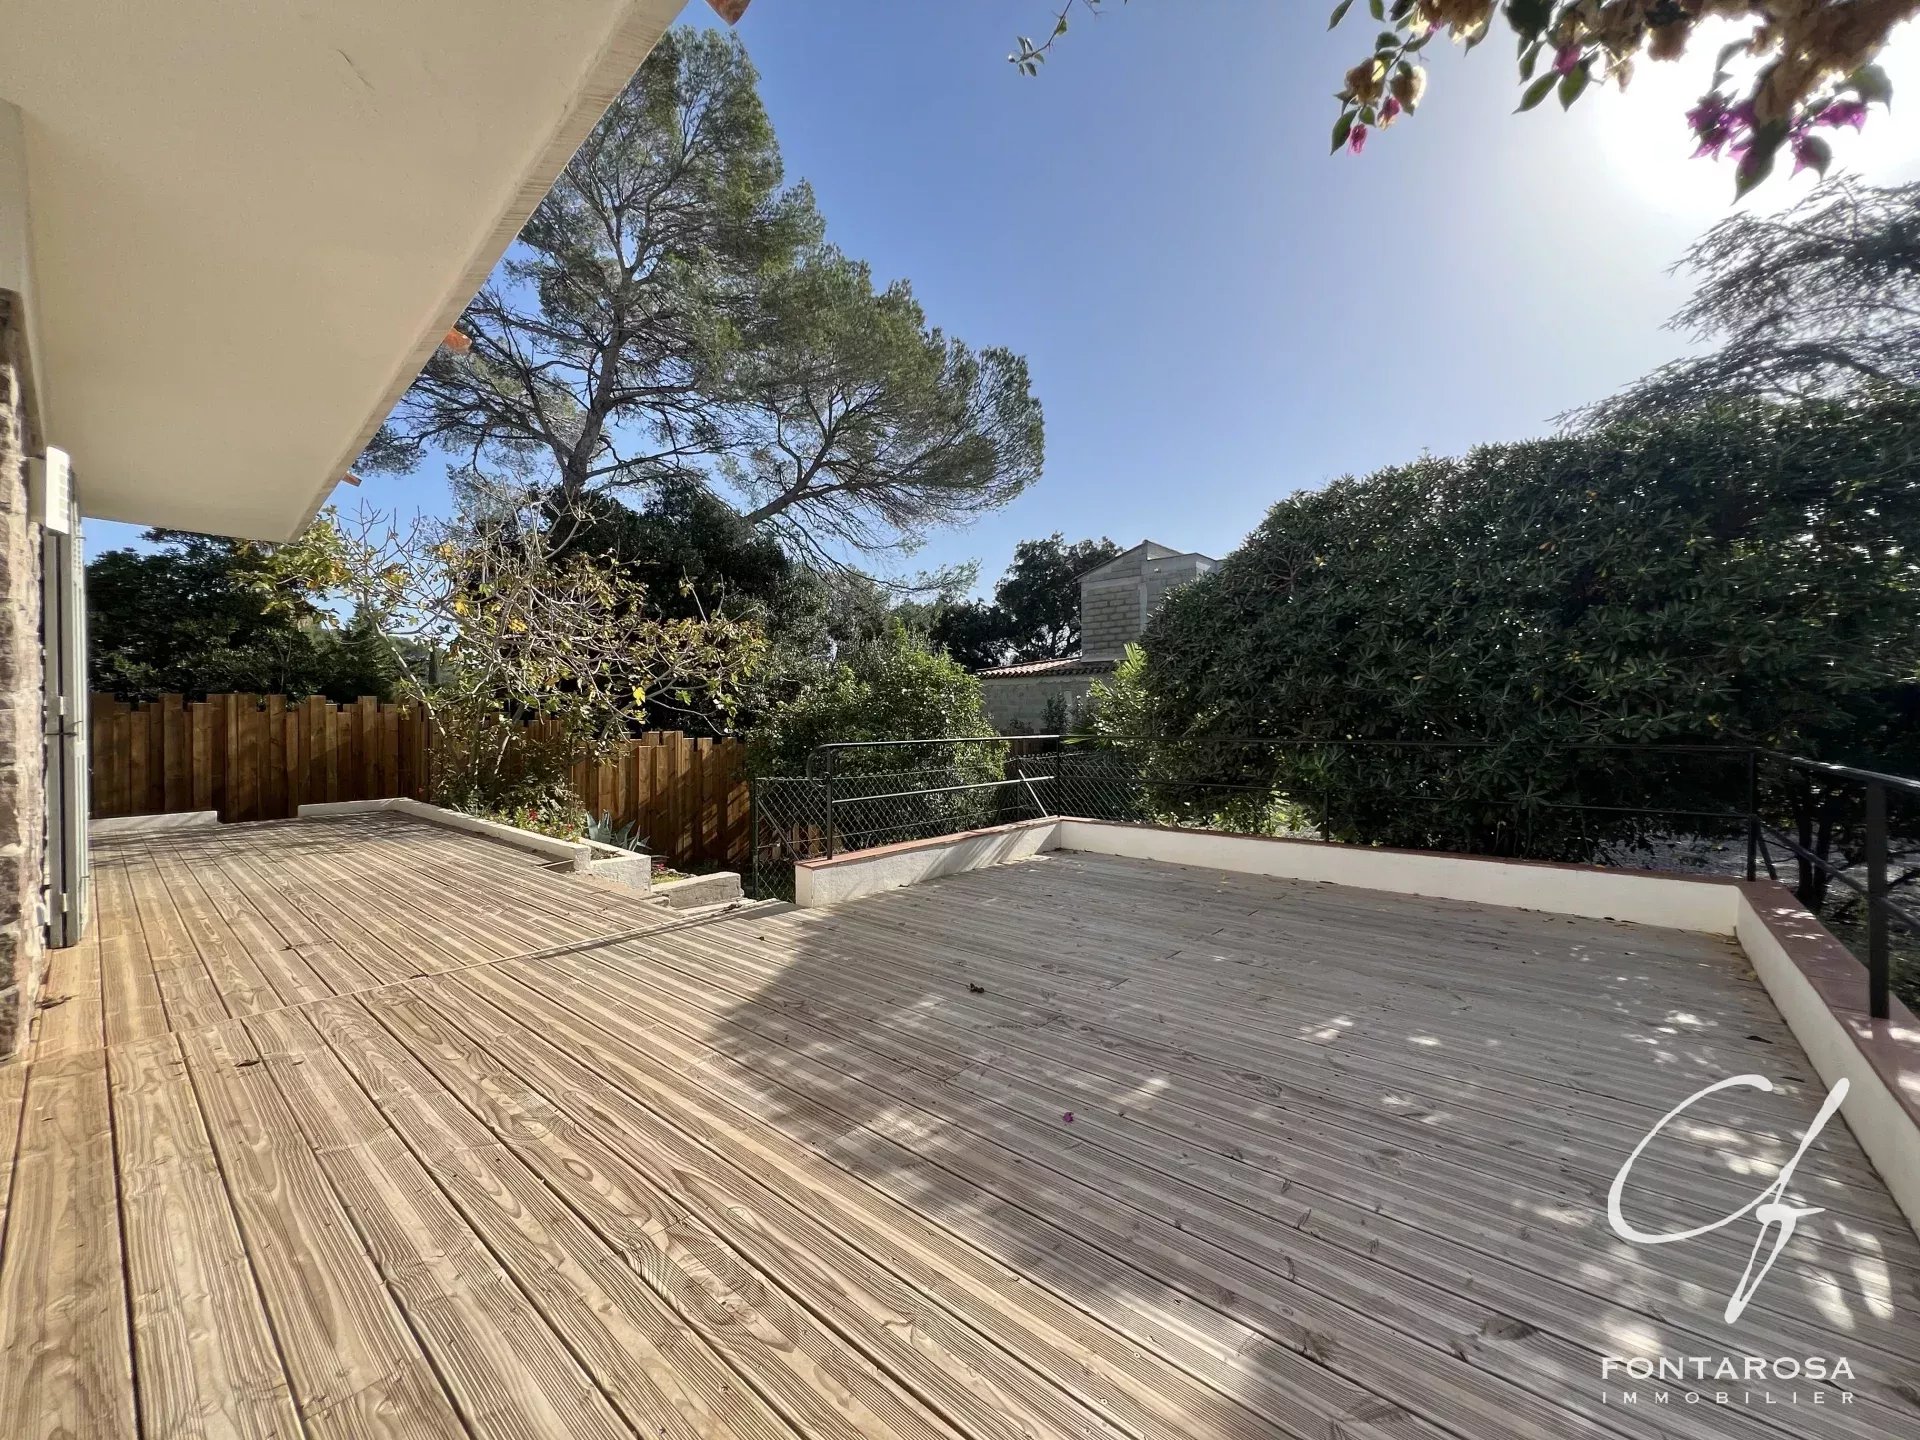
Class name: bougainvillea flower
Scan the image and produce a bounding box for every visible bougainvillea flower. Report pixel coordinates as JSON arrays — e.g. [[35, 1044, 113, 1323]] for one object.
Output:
[[1685, 96, 1728, 132], [1817, 100, 1869, 132], [1687, 94, 1740, 159], [1380, 95, 1403, 126], [1792, 133, 1833, 175], [1348, 122, 1369, 154], [1554, 44, 1582, 76]]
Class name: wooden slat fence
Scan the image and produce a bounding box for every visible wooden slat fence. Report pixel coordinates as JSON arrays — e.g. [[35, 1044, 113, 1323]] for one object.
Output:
[[88, 693, 748, 868]]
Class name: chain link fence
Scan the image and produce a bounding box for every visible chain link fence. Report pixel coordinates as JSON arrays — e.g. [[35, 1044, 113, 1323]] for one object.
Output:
[[747, 775, 829, 901], [749, 738, 1758, 899], [749, 760, 1050, 899], [1010, 745, 1315, 835], [1014, 738, 1784, 861]]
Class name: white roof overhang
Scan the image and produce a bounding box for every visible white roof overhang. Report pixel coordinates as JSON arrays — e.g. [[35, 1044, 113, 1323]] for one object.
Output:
[[0, 0, 692, 539]]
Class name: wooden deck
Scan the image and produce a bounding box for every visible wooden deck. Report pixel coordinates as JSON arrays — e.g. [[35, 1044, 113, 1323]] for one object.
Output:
[[4, 816, 1916, 1440]]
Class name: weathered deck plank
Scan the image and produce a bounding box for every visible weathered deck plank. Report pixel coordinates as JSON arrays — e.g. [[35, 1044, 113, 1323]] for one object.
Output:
[[109, 1034, 302, 1439], [6, 816, 1909, 1440], [0, 1051, 137, 1440]]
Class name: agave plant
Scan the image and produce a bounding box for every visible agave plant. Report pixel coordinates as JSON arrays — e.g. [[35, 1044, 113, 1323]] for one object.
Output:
[[586, 811, 649, 854]]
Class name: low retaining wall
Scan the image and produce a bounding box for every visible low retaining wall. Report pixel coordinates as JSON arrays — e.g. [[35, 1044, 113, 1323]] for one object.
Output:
[[91, 810, 220, 836], [297, 797, 593, 871], [794, 819, 1059, 908], [1053, 819, 1741, 934]]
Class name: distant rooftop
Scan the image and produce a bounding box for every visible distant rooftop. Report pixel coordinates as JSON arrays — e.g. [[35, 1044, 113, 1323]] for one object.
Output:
[[976, 655, 1118, 679]]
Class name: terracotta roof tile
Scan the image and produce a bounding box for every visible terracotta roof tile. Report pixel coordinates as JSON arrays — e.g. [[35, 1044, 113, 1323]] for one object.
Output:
[[976, 656, 1117, 678]]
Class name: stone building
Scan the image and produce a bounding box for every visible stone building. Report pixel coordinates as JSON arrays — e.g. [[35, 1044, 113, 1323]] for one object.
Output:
[[977, 540, 1216, 734]]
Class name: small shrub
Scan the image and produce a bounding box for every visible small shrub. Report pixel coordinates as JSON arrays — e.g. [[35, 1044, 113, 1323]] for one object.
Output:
[[746, 623, 1006, 782], [487, 801, 589, 841], [747, 624, 1011, 845], [586, 811, 647, 853]]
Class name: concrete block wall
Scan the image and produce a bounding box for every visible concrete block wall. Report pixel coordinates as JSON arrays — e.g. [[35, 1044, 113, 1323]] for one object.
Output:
[[1080, 581, 1141, 659], [0, 309, 42, 1057], [1142, 564, 1199, 615], [978, 671, 1106, 734], [1079, 545, 1216, 659]]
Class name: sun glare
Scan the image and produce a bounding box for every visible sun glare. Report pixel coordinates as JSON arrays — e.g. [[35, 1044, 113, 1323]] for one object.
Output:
[[1594, 19, 1920, 218]]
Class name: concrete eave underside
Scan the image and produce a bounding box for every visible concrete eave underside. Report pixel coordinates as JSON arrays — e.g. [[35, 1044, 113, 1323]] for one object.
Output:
[[0, 0, 687, 539]]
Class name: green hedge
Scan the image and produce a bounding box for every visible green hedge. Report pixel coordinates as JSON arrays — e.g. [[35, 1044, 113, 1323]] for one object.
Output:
[[1129, 394, 1920, 857]]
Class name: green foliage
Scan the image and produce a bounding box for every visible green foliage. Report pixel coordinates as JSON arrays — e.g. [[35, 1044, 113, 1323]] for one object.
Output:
[[1578, 179, 1920, 426], [326, 607, 406, 701], [546, 483, 817, 731], [426, 707, 585, 829], [87, 529, 396, 701], [586, 811, 647, 853], [928, 598, 1013, 671], [994, 533, 1120, 661], [549, 482, 795, 624], [746, 623, 1005, 782], [922, 532, 1120, 670], [1066, 644, 1311, 834], [334, 486, 766, 815], [371, 29, 1042, 558], [724, 249, 1045, 558], [1083, 643, 1152, 739], [1129, 394, 1920, 857], [485, 796, 591, 843]]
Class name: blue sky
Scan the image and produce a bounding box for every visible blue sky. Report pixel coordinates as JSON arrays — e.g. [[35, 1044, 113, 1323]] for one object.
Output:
[[89, 3, 1920, 590]]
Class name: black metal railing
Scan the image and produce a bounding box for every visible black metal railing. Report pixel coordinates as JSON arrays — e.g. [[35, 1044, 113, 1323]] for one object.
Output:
[[1753, 751, 1920, 1021], [747, 735, 1918, 1018]]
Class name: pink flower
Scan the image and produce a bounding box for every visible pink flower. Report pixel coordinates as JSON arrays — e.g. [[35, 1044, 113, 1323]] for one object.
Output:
[[1792, 132, 1832, 176], [1686, 96, 1726, 133], [1817, 100, 1868, 132], [1554, 44, 1583, 77], [1687, 95, 1742, 160], [1062, 1111, 1075, 1123], [1380, 94, 1403, 126], [1348, 123, 1368, 155]]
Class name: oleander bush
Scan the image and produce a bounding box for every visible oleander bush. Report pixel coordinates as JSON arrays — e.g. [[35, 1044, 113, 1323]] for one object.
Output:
[[1125, 392, 1920, 860]]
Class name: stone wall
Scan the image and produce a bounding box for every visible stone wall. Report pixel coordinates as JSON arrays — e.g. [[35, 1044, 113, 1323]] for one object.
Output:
[[0, 305, 42, 1057]]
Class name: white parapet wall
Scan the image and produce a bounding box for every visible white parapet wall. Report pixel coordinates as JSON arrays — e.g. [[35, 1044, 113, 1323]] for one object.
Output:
[[91, 810, 221, 835], [1735, 882, 1920, 1236], [794, 815, 1742, 933], [1053, 819, 1743, 935], [794, 819, 1060, 909]]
